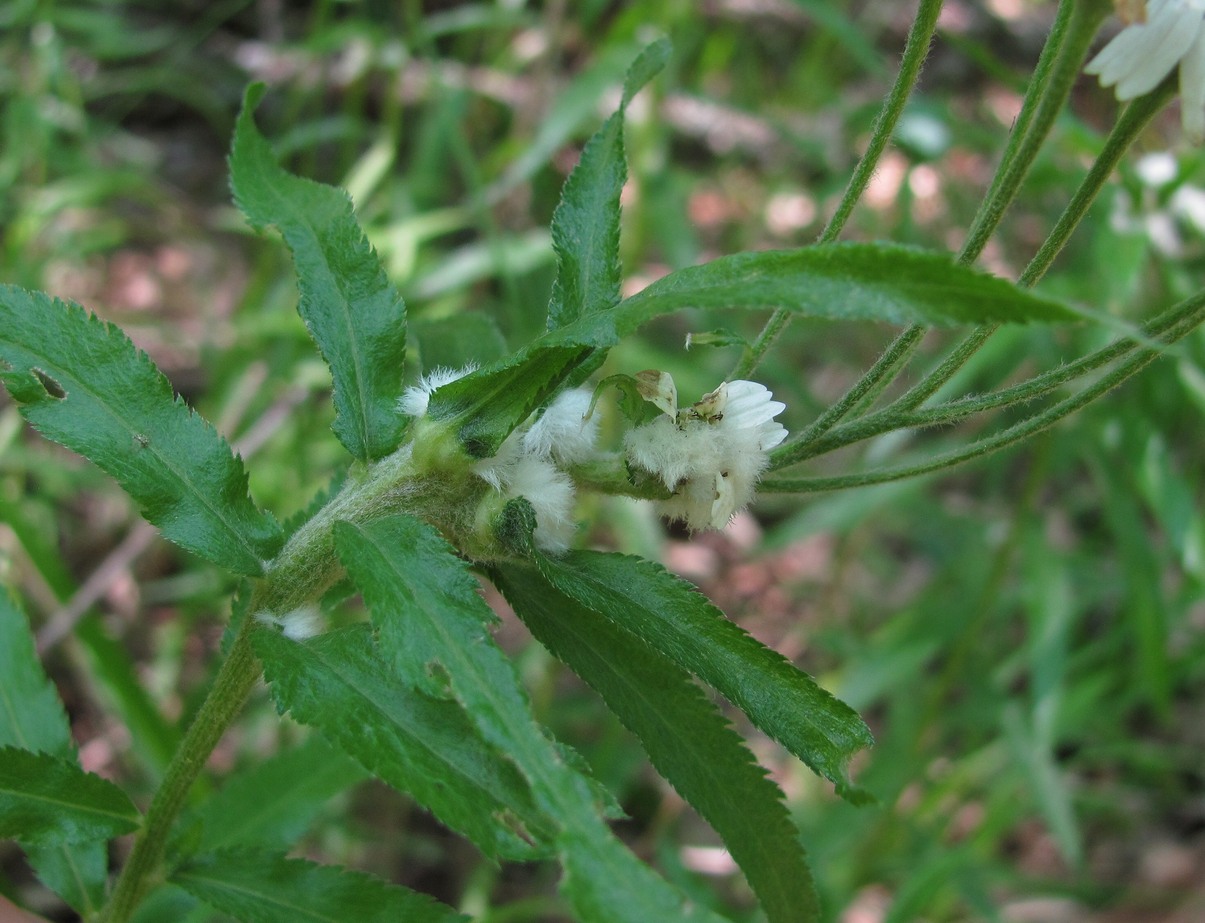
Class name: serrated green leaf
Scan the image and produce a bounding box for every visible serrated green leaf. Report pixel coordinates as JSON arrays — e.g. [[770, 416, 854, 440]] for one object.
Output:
[[252, 624, 550, 861], [428, 244, 1071, 460], [26, 841, 108, 918], [0, 593, 118, 914], [0, 286, 283, 575], [0, 589, 71, 757], [332, 515, 730, 923], [171, 849, 466, 923], [530, 549, 873, 798], [0, 747, 140, 846], [599, 245, 1075, 334], [426, 344, 590, 458], [185, 735, 367, 854], [493, 561, 820, 923], [231, 83, 407, 462], [548, 39, 668, 331]]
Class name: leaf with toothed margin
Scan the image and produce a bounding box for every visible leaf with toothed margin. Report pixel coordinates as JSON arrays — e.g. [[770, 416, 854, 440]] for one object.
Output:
[[231, 83, 408, 463], [0, 286, 282, 575]]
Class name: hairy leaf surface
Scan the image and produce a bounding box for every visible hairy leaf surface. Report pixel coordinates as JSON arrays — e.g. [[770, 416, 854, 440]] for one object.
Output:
[[253, 624, 550, 861], [172, 849, 466, 923], [0, 747, 140, 846], [0, 286, 283, 575], [494, 562, 820, 923], [231, 84, 407, 462], [547, 39, 670, 330], [334, 515, 730, 923], [430, 244, 1073, 458], [533, 549, 873, 799]]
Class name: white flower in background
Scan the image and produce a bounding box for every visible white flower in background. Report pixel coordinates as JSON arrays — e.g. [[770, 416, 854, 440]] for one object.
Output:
[[625, 377, 787, 531], [1110, 149, 1205, 254], [1085, 0, 1205, 142]]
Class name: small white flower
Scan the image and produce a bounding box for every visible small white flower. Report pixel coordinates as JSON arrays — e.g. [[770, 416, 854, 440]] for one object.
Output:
[[397, 363, 478, 418], [1085, 0, 1205, 142], [522, 388, 600, 465], [256, 606, 324, 640], [624, 377, 787, 531], [502, 454, 578, 553]]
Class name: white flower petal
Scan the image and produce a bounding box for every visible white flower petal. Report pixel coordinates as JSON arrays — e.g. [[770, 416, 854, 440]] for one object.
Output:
[[1179, 25, 1205, 141], [397, 363, 478, 417], [523, 389, 599, 464]]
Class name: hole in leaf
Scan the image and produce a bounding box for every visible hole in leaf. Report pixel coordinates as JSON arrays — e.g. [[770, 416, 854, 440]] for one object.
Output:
[[32, 368, 66, 399]]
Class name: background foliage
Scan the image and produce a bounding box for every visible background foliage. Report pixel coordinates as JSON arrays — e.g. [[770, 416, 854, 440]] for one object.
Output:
[[1, 1, 1203, 920]]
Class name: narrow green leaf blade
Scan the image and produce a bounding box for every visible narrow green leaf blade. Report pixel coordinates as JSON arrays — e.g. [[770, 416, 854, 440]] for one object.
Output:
[[172, 849, 466, 923], [231, 84, 407, 462], [609, 244, 1075, 328], [0, 589, 71, 756], [494, 561, 820, 923], [548, 38, 669, 330], [185, 735, 368, 853], [252, 624, 550, 861], [0, 286, 283, 575], [535, 550, 873, 798], [333, 516, 729, 923], [0, 747, 140, 846], [546, 109, 626, 331]]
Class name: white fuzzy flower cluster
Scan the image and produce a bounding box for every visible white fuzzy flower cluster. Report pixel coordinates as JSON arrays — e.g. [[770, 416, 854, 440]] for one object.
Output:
[[400, 366, 598, 552], [624, 376, 787, 531], [1086, 0, 1205, 142]]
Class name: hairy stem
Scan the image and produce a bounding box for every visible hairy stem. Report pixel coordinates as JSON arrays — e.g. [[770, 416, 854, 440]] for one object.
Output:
[[99, 612, 261, 923], [731, 0, 943, 380]]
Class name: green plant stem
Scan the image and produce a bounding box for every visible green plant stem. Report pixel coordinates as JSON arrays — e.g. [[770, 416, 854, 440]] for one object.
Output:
[[784, 326, 926, 448], [959, 0, 1104, 264], [730, 0, 942, 380], [99, 612, 261, 923], [764, 0, 1093, 455], [865, 0, 1112, 411], [849, 75, 1177, 421], [771, 291, 1205, 468], [97, 436, 474, 922], [1019, 77, 1176, 289], [759, 295, 1203, 494]]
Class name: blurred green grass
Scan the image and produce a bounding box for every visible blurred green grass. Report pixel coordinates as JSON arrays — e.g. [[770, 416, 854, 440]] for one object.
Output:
[[2, 1, 1203, 921]]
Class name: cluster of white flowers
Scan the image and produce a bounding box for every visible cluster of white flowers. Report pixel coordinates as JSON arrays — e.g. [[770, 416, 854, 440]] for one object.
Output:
[[401, 366, 598, 552], [624, 376, 787, 532], [1086, 0, 1205, 142]]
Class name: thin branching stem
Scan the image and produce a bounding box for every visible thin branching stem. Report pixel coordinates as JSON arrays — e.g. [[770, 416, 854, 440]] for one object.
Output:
[[731, 0, 943, 380], [761, 294, 1205, 493], [771, 291, 1205, 467], [767, 0, 1091, 456]]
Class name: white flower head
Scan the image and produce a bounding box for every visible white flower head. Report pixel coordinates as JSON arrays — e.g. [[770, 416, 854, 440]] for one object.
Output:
[[522, 388, 600, 465], [502, 454, 578, 553], [256, 606, 325, 640], [624, 377, 787, 531], [1085, 0, 1205, 142], [398, 363, 478, 418]]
